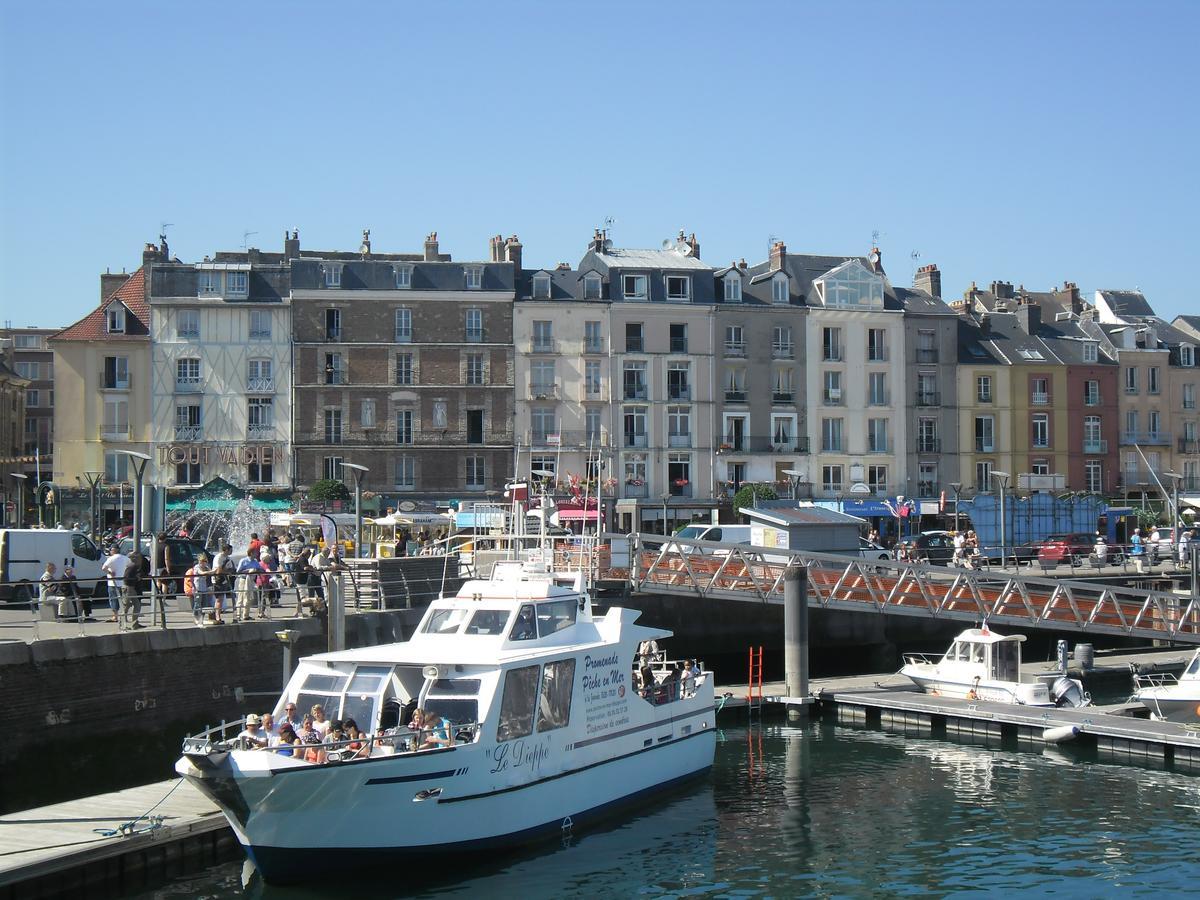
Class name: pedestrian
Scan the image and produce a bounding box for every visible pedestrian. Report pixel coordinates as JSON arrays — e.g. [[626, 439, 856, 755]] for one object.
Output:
[[1131, 527, 1146, 574], [1179, 528, 1192, 568], [122, 551, 145, 629], [211, 543, 234, 624], [192, 553, 213, 625], [235, 550, 264, 621], [101, 544, 132, 623], [58, 565, 90, 620], [38, 561, 60, 615], [286, 532, 304, 586]]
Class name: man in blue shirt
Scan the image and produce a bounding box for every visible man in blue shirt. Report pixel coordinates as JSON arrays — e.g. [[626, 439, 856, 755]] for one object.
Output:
[[235, 551, 265, 621], [1130, 527, 1146, 574]]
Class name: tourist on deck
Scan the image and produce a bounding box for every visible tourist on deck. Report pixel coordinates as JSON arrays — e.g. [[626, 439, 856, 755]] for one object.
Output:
[[276, 724, 300, 757], [260, 712, 279, 746], [418, 713, 453, 750], [237, 713, 269, 749], [121, 552, 145, 629], [102, 544, 132, 624], [282, 702, 302, 732], [298, 714, 319, 744], [1131, 528, 1147, 574], [311, 704, 331, 737], [343, 718, 370, 758]]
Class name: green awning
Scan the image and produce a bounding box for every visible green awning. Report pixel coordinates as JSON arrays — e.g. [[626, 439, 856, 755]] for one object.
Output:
[[166, 496, 294, 512]]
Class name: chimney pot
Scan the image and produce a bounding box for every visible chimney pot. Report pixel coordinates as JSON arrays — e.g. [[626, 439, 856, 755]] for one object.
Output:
[[424, 232, 440, 262], [769, 241, 787, 272]]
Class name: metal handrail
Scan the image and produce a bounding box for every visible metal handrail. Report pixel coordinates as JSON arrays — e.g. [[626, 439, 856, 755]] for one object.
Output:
[[182, 716, 482, 758]]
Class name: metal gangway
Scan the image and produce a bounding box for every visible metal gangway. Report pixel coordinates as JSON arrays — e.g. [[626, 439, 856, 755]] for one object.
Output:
[[622, 533, 1200, 645]]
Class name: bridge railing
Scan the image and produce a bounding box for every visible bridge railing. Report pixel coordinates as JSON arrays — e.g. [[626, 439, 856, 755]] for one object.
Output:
[[621, 533, 1200, 644]]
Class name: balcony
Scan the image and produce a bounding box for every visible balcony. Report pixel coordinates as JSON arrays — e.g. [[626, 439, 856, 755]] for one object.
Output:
[[1084, 393, 1102, 406], [867, 351, 888, 363], [724, 390, 747, 403], [1082, 438, 1108, 454], [975, 439, 995, 452], [325, 328, 342, 342], [822, 391, 843, 406], [100, 426, 130, 440], [1120, 431, 1171, 445], [581, 383, 604, 401], [668, 433, 692, 448], [915, 391, 941, 407], [623, 433, 648, 449], [247, 376, 274, 392], [465, 329, 486, 344], [868, 391, 890, 406], [719, 436, 810, 454], [623, 482, 649, 499], [666, 385, 691, 402], [394, 329, 412, 344], [175, 425, 202, 441], [822, 350, 843, 362], [529, 383, 558, 400], [916, 348, 939, 363], [528, 429, 609, 448], [583, 340, 606, 354], [867, 442, 890, 454], [772, 391, 794, 404], [916, 438, 941, 453], [669, 481, 694, 498], [772, 343, 794, 359], [175, 376, 202, 393], [623, 384, 648, 401], [724, 341, 746, 357], [530, 339, 557, 354], [1032, 392, 1049, 405], [1179, 438, 1199, 454], [247, 423, 274, 439], [669, 339, 688, 354], [100, 374, 131, 391], [626, 339, 644, 353]]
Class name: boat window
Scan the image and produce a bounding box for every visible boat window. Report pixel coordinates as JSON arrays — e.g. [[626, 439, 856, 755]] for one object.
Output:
[[970, 644, 985, 664], [430, 678, 481, 696], [536, 658, 576, 732], [510, 604, 538, 641], [424, 698, 479, 729], [496, 665, 540, 741], [302, 673, 349, 693], [342, 693, 377, 730], [423, 608, 471, 635], [536, 599, 578, 635], [348, 666, 391, 694], [944, 642, 965, 662], [466, 609, 510, 635], [1187, 654, 1200, 677], [993, 642, 1019, 682]]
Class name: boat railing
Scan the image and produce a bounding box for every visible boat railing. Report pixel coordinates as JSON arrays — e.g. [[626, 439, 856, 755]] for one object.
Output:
[[638, 659, 708, 704], [902, 652, 943, 667], [181, 716, 482, 760], [1131, 669, 1179, 691]]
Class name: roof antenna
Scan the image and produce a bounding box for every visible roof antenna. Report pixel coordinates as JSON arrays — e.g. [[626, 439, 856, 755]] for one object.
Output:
[[767, 234, 777, 259], [242, 230, 258, 251], [910, 249, 921, 280]]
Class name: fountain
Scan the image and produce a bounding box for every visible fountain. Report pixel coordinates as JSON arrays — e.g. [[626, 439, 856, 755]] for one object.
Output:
[[166, 490, 275, 552]]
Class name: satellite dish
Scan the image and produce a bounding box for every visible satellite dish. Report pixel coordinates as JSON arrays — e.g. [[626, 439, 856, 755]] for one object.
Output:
[[398, 500, 416, 512], [531, 469, 555, 478]]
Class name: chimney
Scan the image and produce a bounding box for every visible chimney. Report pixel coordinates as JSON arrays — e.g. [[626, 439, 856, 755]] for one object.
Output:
[[142, 242, 159, 265], [913, 263, 941, 299], [738, 258, 747, 271], [686, 231, 700, 259], [159, 233, 169, 260], [590, 228, 606, 254], [979, 312, 992, 336], [489, 234, 504, 262], [100, 271, 129, 302], [1016, 302, 1042, 335], [555, 262, 571, 271], [1063, 280, 1082, 313], [247, 247, 261, 264], [990, 280, 1014, 300], [769, 241, 787, 272], [424, 231, 439, 261], [503, 235, 523, 272]]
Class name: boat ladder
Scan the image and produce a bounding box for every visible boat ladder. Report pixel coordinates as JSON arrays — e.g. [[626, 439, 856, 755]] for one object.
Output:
[[747, 645, 764, 720]]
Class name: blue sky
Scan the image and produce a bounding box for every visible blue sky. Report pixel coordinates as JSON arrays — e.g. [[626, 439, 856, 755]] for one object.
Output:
[[2, 1, 1197, 327]]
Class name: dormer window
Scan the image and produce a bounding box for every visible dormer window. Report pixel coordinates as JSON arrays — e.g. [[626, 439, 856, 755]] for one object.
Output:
[[1082, 341, 1099, 364], [465, 266, 483, 290], [723, 273, 741, 303], [226, 271, 248, 298], [323, 264, 342, 288], [583, 273, 602, 300], [395, 264, 413, 289], [1182, 344, 1195, 367], [622, 274, 648, 301], [772, 273, 789, 305], [665, 275, 690, 300], [813, 259, 884, 309], [532, 273, 551, 299], [197, 272, 220, 296], [105, 303, 126, 334]]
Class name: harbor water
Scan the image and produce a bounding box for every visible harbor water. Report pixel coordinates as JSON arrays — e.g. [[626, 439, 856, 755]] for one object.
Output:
[[129, 719, 1200, 898]]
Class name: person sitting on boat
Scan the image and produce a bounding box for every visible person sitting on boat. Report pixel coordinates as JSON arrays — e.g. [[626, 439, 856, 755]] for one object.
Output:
[[638, 638, 661, 664], [260, 712, 279, 746], [310, 704, 331, 737], [342, 718, 371, 759], [638, 663, 656, 697], [276, 724, 300, 757], [512, 606, 536, 640], [418, 713, 453, 750], [680, 660, 696, 698], [237, 714, 269, 749]]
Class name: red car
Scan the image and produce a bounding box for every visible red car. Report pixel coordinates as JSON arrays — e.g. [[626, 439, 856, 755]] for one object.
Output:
[[1036, 533, 1096, 565]]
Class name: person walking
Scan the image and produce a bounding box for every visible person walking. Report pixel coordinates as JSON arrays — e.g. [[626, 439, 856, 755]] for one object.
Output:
[[101, 544, 132, 624], [212, 544, 234, 624], [122, 551, 145, 629], [235, 550, 265, 621], [192, 553, 213, 625], [1179, 527, 1193, 569], [1131, 527, 1147, 574]]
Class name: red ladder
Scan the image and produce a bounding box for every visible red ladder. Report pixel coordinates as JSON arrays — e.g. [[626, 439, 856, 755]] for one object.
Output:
[[747, 645, 764, 719]]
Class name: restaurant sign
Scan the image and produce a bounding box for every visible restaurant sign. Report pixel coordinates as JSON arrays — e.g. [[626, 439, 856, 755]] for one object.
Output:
[[156, 443, 285, 465]]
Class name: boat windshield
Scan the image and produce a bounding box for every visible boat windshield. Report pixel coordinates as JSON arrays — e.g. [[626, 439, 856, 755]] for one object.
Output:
[[1187, 653, 1200, 678], [423, 608, 471, 635], [993, 641, 1019, 682], [508, 599, 578, 641], [465, 609, 509, 635]]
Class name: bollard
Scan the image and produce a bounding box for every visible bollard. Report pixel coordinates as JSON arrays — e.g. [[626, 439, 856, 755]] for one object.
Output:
[[784, 564, 809, 721]]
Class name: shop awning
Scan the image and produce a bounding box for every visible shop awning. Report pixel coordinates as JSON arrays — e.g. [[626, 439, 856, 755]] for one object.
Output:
[[1180, 496, 1200, 510], [166, 496, 292, 512], [557, 508, 600, 522]]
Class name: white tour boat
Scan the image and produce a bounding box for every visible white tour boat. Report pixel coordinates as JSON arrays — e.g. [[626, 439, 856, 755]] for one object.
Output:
[[175, 549, 715, 883], [901, 627, 1090, 708], [1132, 647, 1200, 722]]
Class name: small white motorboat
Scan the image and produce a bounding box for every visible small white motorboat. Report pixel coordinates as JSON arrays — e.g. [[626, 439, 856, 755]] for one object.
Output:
[[901, 627, 1090, 708], [1132, 648, 1200, 722]]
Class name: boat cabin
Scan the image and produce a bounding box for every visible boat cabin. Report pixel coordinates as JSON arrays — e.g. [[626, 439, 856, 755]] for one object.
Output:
[[940, 629, 1024, 683]]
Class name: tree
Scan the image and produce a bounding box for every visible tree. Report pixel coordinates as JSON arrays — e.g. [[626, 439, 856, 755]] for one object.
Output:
[[732, 483, 777, 520], [308, 478, 350, 507]]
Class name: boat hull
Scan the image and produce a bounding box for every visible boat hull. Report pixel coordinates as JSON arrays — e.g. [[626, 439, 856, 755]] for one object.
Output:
[[179, 720, 715, 884], [1135, 691, 1200, 723], [901, 668, 1056, 706]]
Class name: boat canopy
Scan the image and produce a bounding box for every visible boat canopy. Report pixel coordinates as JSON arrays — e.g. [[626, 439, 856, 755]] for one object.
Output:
[[953, 628, 1025, 645]]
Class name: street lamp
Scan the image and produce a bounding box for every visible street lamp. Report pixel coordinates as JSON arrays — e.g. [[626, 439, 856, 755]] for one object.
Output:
[[341, 463, 369, 559], [661, 492, 671, 536], [114, 450, 152, 551], [949, 482, 963, 533], [1164, 470, 1182, 532], [991, 471, 1011, 569], [9, 473, 28, 527], [82, 471, 104, 536]]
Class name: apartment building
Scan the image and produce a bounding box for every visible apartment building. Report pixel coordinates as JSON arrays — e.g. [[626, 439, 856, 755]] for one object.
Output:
[[0, 354, 30, 524], [957, 315, 1016, 493], [902, 264, 960, 503], [291, 231, 515, 500], [576, 232, 717, 532], [0, 326, 57, 483], [147, 241, 293, 491], [713, 243, 808, 499], [50, 257, 155, 517], [512, 258, 612, 513]]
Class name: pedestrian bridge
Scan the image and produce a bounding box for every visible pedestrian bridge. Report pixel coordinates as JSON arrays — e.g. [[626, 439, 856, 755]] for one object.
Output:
[[609, 534, 1200, 645]]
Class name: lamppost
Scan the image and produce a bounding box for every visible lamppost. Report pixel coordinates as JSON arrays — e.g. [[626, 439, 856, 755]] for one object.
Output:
[[949, 482, 963, 533], [991, 471, 1012, 569], [341, 463, 369, 559], [115, 450, 152, 551], [9, 473, 28, 527], [82, 471, 104, 536], [1164, 470, 1182, 532], [661, 492, 671, 536]]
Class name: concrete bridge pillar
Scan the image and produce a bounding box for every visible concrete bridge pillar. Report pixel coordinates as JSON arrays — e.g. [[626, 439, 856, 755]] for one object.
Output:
[[784, 564, 809, 721]]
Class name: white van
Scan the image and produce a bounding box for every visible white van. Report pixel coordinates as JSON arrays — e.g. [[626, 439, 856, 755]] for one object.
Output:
[[669, 524, 753, 555], [0, 529, 107, 604]]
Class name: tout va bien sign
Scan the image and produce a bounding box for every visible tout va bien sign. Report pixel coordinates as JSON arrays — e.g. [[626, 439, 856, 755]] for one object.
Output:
[[156, 444, 284, 465]]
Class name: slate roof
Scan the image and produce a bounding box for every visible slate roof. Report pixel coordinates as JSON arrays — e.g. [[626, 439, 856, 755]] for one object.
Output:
[[51, 268, 150, 342], [1097, 289, 1156, 318], [740, 252, 903, 310], [1172, 315, 1200, 340], [587, 247, 710, 271], [289, 258, 515, 293], [957, 310, 1063, 365], [514, 267, 593, 302], [896, 286, 957, 317]]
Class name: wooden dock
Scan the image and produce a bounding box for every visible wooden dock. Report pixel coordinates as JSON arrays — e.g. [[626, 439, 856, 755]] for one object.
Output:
[[0, 778, 230, 899]]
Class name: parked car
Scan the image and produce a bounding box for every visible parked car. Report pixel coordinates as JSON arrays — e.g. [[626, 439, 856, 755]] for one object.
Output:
[[117, 536, 210, 590], [859, 538, 892, 560], [900, 531, 955, 565], [1036, 533, 1096, 566], [1147, 528, 1177, 562]]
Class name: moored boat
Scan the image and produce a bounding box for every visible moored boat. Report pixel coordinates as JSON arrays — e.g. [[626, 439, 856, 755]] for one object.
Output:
[[1132, 648, 1200, 722], [901, 627, 1090, 708], [174, 547, 715, 883]]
